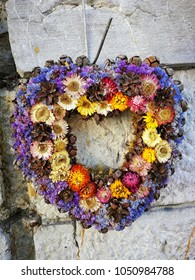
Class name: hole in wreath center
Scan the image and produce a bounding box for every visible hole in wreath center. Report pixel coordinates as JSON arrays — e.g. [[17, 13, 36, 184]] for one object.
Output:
[[68, 110, 135, 169]]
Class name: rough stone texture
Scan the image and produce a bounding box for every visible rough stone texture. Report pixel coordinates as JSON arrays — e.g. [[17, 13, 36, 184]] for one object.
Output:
[[75, 207, 195, 260], [34, 223, 78, 259], [32, 195, 70, 223], [155, 69, 195, 206], [0, 0, 8, 34], [0, 228, 11, 259], [6, 0, 195, 75], [1, 0, 195, 260], [0, 0, 16, 86], [69, 110, 134, 169], [0, 152, 4, 206], [0, 169, 4, 207]]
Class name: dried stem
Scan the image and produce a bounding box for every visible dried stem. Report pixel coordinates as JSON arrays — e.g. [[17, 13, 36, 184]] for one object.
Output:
[[93, 18, 113, 65], [184, 226, 195, 260]]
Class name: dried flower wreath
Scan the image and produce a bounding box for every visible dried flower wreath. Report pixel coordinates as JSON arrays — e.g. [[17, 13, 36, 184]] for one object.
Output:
[[11, 55, 188, 232]]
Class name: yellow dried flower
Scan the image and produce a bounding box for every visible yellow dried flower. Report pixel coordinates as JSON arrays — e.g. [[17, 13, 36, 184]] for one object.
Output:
[[142, 148, 156, 163], [77, 96, 97, 116], [110, 92, 128, 111], [143, 111, 158, 128], [110, 179, 131, 199]]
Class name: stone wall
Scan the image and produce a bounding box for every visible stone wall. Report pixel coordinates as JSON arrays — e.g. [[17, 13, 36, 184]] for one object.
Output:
[[0, 0, 195, 260]]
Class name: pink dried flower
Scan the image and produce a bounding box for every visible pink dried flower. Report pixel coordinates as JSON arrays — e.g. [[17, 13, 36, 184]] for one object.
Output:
[[122, 172, 140, 193], [141, 74, 160, 100], [96, 187, 112, 203], [128, 95, 148, 112], [129, 155, 151, 177]]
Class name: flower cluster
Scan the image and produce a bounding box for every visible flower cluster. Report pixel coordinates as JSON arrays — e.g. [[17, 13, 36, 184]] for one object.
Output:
[[11, 55, 187, 232]]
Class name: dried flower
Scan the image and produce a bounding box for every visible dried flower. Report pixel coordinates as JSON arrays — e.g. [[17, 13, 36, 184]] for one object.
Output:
[[63, 74, 86, 99], [79, 182, 97, 199], [122, 172, 140, 191], [52, 119, 68, 139], [96, 187, 112, 203], [50, 150, 70, 170], [95, 101, 112, 116], [53, 104, 66, 120], [79, 197, 101, 212], [54, 138, 68, 152], [129, 155, 151, 176], [155, 106, 175, 125], [128, 95, 147, 112], [143, 111, 158, 128], [58, 93, 78, 111], [110, 92, 129, 111], [31, 103, 55, 125], [77, 95, 97, 116], [30, 140, 53, 160], [68, 164, 90, 192], [155, 140, 172, 163], [142, 128, 161, 147], [142, 148, 156, 163], [110, 179, 131, 199], [141, 74, 160, 100]]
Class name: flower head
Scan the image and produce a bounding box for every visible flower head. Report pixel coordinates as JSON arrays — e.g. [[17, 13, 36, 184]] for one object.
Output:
[[79, 182, 97, 199], [63, 74, 86, 99], [58, 93, 78, 111], [79, 197, 101, 212], [77, 96, 97, 116], [122, 172, 140, 192], [128, 95, 147, 112], [110, 92, 129, 111], [52, 119, 68, 139], [96, 187, 112, 203], [142, 128, 161, 147], [30, 140, 53, 160], [95, 101, 112, 116], [54, 138, 68, 152], [53, 104, 66, 120], [143, 111, 158, 128], [49, 167, 70, 182], [155, 140, 172, 163], [141, 74, 160, 100], [129, 155, 151, 176], [142, 148, 156, 163], [50, 150, 70, 170], [155, 106, 175, 125], [110, 179, 131, 199], [68, 164, 90, 192], [31, 103, 55, 125], [101, 77, 118, 101]]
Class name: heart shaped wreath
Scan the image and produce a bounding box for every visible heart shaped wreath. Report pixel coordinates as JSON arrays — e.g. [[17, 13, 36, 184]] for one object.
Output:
[[12, 55, 187, 232]]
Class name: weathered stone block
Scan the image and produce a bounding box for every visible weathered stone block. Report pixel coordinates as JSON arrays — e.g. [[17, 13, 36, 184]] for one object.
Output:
[[0, 170, 4, 207], [6, 0, 195, 75], [34, 223, 78, 259], [0, 228, 11, 260], [0, 0, 7, 34], [75, 207, 195, 259]]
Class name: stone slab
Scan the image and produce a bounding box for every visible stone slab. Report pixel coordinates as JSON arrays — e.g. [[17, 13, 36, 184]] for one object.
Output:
[[0, 0, 7, 34], [6, 0, 195, 75], [33, 223, 78, 259], [0, 169, 4, 207], [155, 69, 195, 206], [75, 206, 195, 260], [0, 228, 11, 260]]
